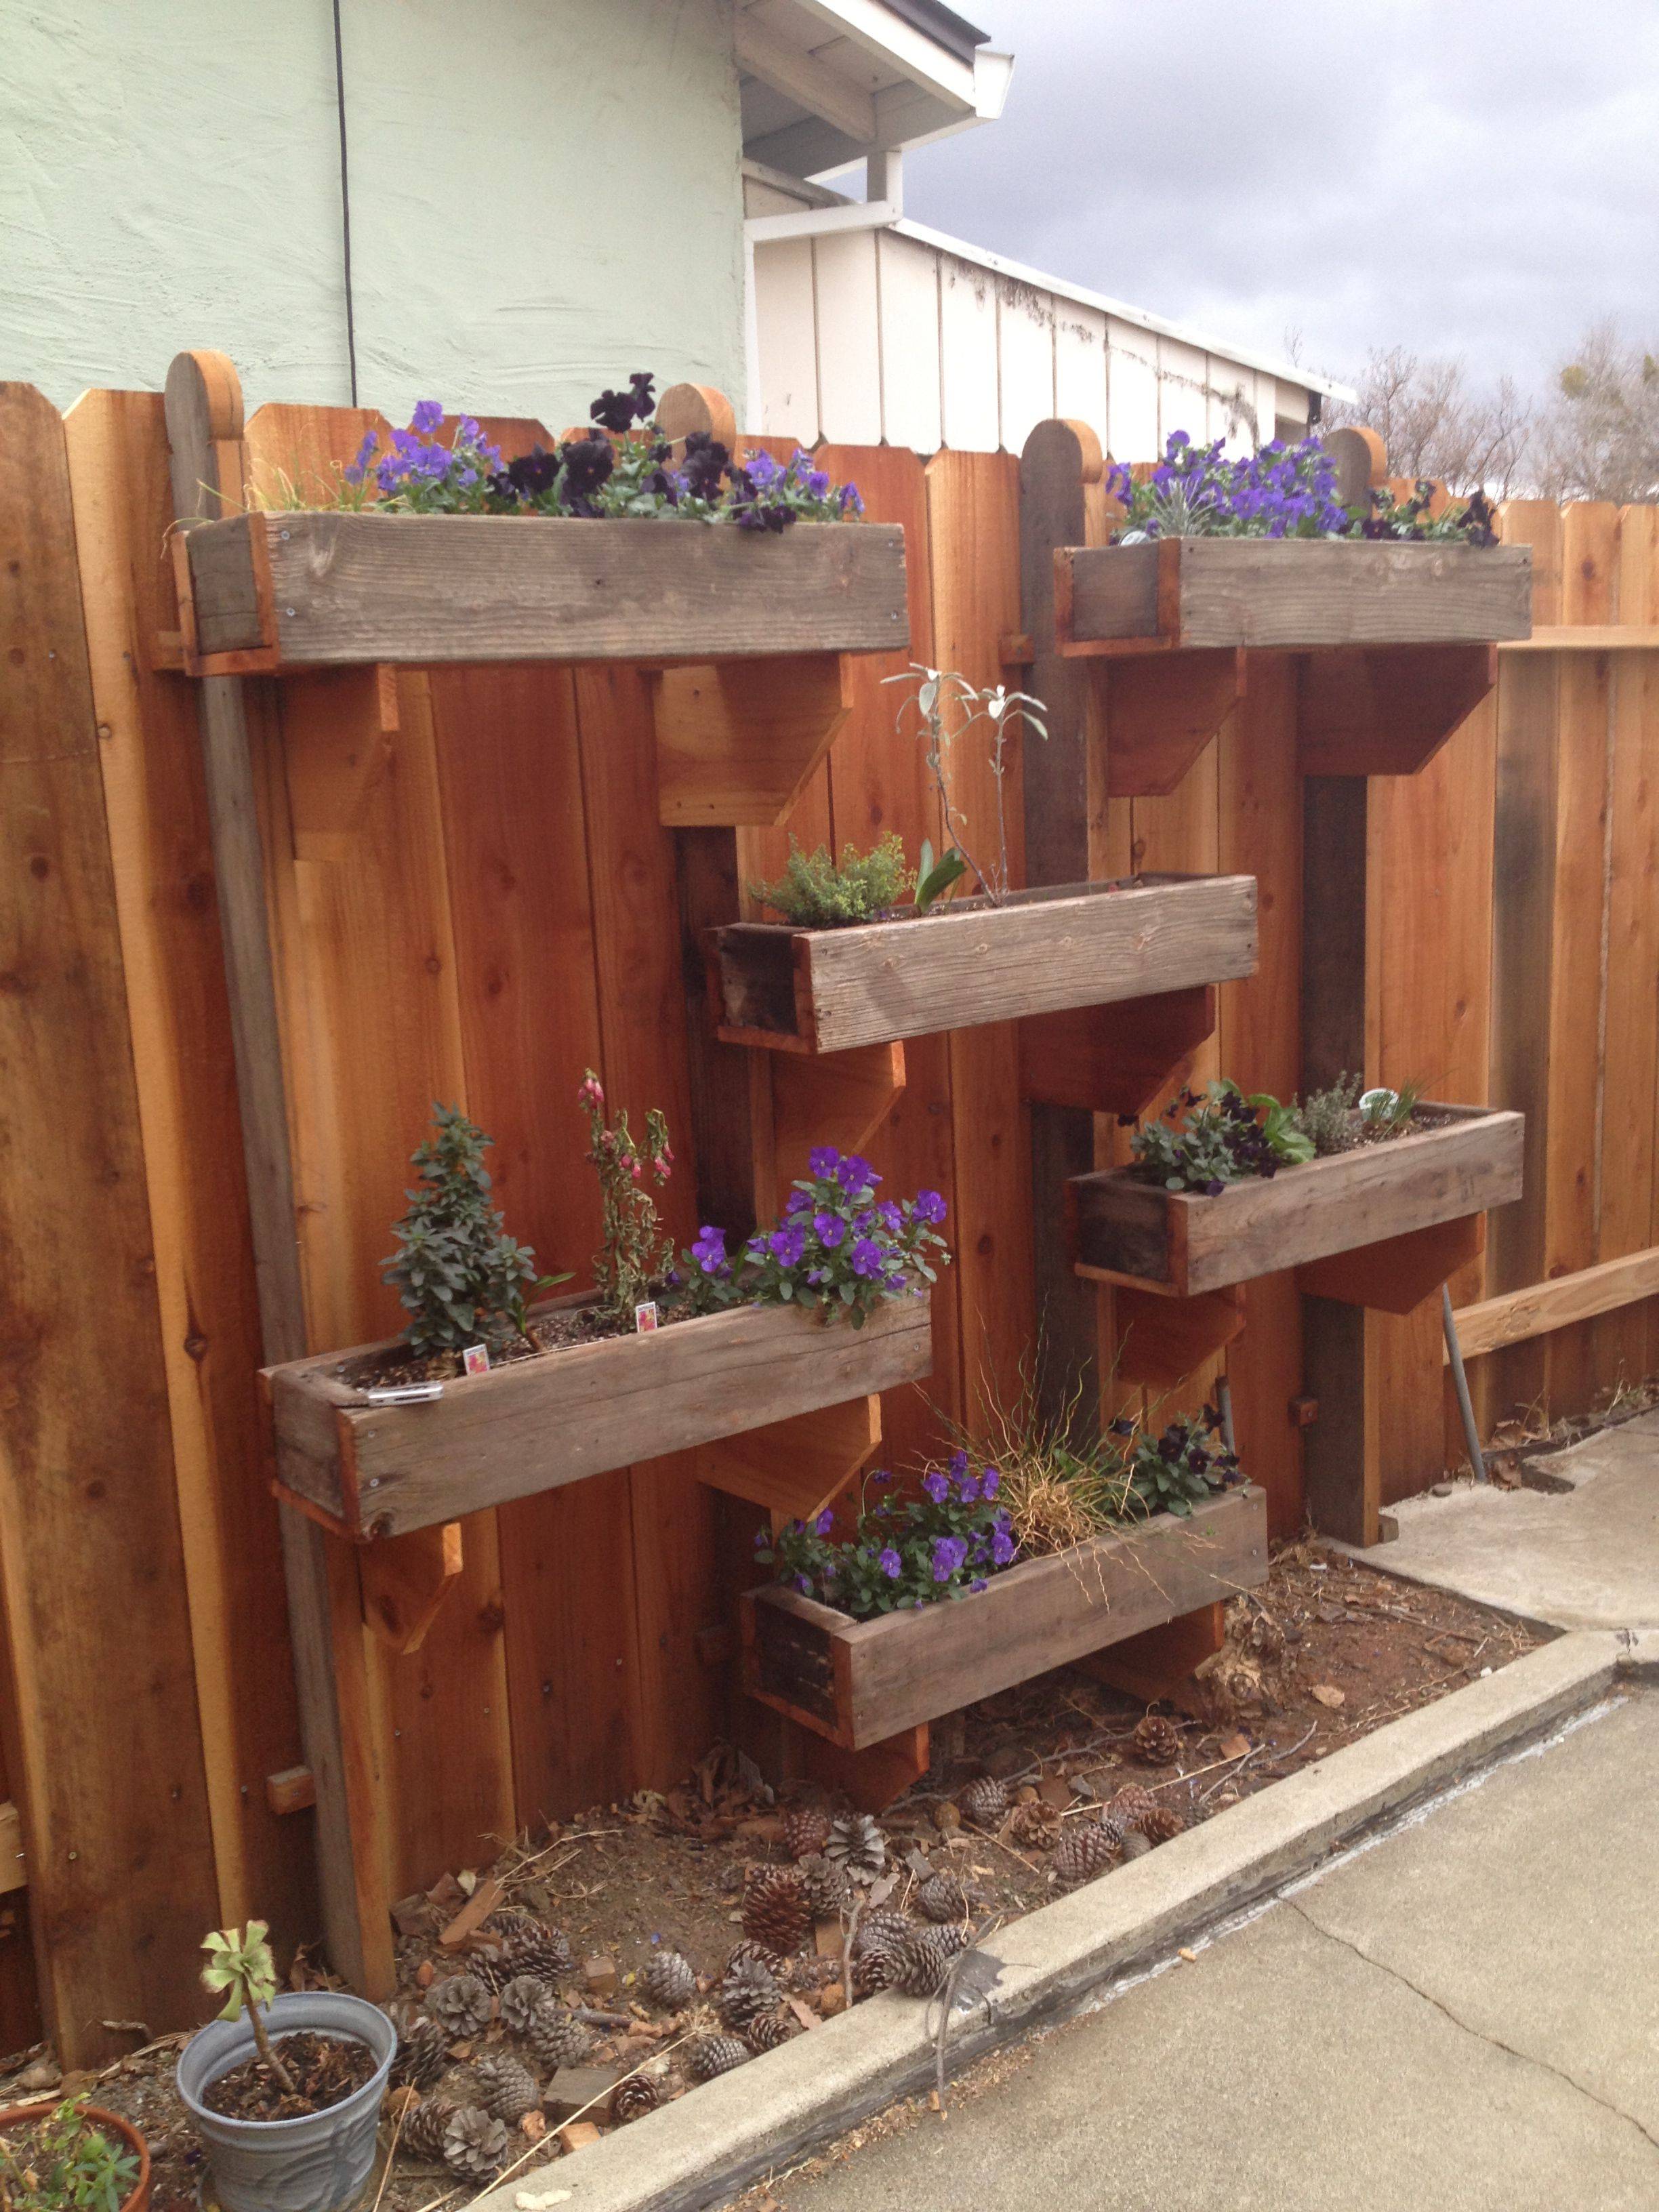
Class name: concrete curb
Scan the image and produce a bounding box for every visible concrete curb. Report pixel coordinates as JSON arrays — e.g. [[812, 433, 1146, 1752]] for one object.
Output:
[[476, 1632, 1632, 2212]]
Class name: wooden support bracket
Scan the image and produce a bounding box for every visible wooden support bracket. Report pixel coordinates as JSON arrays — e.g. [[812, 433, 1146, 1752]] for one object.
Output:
[[1088, 648, 1247, 797], [1111, 1282, 1246, 1387], [1017, 986, 1216, 1118], [281, 665, 399, 859], [653, 655, 851, 828], [360, 1521, 465, 1654], [1297, 1212, 1483, 1315], [780, 1722, 932, 1814], [695, 1395, 882, 1523], [769, 1040, 906, 1196], [1297, 642, 1497, 777]]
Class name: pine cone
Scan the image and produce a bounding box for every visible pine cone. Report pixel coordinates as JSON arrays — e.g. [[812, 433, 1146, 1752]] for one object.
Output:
[[1141, 1804, 1186, 1844], [1053, 1814, 1124, 1887], [497, 1912, 574, 1981], [824, 1811, 887, 1882], [426, 1971, 492, 2038], [849, 1908, 912, 1960], [472, 2053, 540, 2124], [725, 1937, 784, 1975], [886, 1923, 968, 1998], [1108, 1782, 1159, 1832], [401, 2095, 457, 2165], [742, 1866, 811, 1955], [609, 2074, 661, 2125], [641, 1948, 698, 2011], [390, 2015, 449, 2091], [783, 1952, 840, 1994], [1008, 1799, 1061, 1850], [745, 2009, 797, 2053], [442, 2106, 508, 2184], [797, 1853, 852, 1922], [781, 1805, 832, 1862], [686, 2034, 750, 2083], [526, 2005, 591, 2072], [957, 1775, 1008, 1829], [914, 1871, 966, 1923], [1119, 1827, 1152, 1861], [498, 1972, 553, 2038], [852, 1947, 893, 1998], [716, 1953, 781, 2033], [1131, 1713, 1182, 1766]]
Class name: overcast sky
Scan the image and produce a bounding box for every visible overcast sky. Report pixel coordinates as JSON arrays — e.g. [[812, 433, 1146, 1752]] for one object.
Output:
[[903, 0, 1659, 397]]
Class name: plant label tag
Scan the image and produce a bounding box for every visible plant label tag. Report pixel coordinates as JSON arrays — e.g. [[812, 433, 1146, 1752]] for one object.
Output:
[[634, 1301, 660, 1334], [363, 1382, 444, 1406], [462, 1343, 491, 1377]]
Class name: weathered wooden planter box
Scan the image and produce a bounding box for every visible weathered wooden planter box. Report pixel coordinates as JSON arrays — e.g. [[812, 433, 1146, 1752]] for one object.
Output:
[[707, 873, 1259, 1053], [741, 1483, 1267, 1748], [1056, 538, 1533, 653], [1072, 1104, 1524, 1296], [264, 1292, 932, 1540], [173, 511, 909, 672]]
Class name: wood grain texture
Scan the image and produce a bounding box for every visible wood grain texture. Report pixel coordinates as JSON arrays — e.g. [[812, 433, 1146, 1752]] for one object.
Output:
[[1017, 986, 1216, 1118], [1075, 1109, 1523, 1296], [185, 512, 909, 665], [0, 383, 221, 2061], [1061, 540, 1533, 651], [742, 1486, 1267, 1748], [268, 1295, 933, 1538], [64, 385, 315, 1950], [710, 874, 1256, 1052]]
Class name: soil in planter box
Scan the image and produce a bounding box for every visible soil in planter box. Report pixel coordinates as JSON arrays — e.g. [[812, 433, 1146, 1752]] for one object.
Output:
[[773, 875, 1150, 934], [1129, 1101, 1454, 1187], [338, 1297, 695, 1391], [200, 2030, 376, 2123]]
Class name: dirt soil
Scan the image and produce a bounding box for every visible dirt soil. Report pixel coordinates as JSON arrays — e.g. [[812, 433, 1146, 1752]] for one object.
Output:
[[5, 1532, 1544, 2212], [200, 2028, 376, 2123]]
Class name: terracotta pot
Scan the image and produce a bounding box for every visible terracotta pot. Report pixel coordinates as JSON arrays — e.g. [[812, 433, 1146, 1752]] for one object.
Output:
[[0, 2098, 152, 2212]]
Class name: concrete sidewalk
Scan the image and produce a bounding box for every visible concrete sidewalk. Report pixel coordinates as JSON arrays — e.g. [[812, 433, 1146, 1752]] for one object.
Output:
[[1364, 1407, 1659, 1632], [756, 1692, 1659, 2211]]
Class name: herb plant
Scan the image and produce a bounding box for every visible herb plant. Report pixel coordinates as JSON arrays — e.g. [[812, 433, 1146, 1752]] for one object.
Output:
[[1357, 1079, 1423, 1139], [750, 834, 912, 928], [339, 378, 863, 529], [884, 667, 1049, 903], [0, 2099, 139, 2212], [679, 1147, 948, 1329], [578, 1071, 674, 1326], [1296, 1073, 1364, 1156], [758, 1451, 1017, 1618], [384, 1106, 559, 1357], [1130, 1082, 1315, 1195], [201, 1921, 293, 2095]]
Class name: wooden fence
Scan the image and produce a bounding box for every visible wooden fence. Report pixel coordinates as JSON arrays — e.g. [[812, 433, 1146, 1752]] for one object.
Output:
[[1, 368, 1655, 2059]]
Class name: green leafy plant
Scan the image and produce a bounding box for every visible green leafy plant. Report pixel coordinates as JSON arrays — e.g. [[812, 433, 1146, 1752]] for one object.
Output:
[[1295, 1073, 1424, 1156], [201, 1921, 293, 2095], [912, 838, 969, 913], [384, 1107, 563, 1357], [884, 667, 1048, 903], [578, 1071, 674, 1326], [750, 834, 912, 928], [1130, 1081, 1314, 1194], [1296, 1073, 1364, 1156], [1115, 1405, 1242, 1519], [0, 2097, 139, 2212]]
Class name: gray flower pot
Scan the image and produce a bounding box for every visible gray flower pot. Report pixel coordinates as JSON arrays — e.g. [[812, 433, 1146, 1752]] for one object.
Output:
[[178, 1991, 394, 2212]]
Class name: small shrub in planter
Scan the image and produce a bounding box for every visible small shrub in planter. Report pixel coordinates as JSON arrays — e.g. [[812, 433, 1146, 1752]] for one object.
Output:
[[179, 1923, 394, 2212], [0, 2095, 146, 2212], [1127, 1078, 1437, 1195]]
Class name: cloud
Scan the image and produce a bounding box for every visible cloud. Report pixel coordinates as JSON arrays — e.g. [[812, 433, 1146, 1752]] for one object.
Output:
[[903, 0, 1659, 392]]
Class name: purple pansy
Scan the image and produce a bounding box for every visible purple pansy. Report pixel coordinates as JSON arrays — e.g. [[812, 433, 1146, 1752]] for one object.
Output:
[[769, 1224, 806, 1267], [850, 1236, 884, 1279], [813, 1211, 846, 1248], [878, 1547, 902, 1579], [922, 1471, 950, 1505], [808, 1145, 842, 1178], [691, 1223, 727, 1275], [912, 1190, 947, 1225]]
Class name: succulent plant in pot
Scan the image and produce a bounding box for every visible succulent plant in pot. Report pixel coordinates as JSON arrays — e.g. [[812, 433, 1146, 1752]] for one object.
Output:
[[176, 1922, 395, 2212]]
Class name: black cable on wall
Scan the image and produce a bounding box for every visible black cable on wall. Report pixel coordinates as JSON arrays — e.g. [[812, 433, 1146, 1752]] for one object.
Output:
[[332, 0, 360, 405]]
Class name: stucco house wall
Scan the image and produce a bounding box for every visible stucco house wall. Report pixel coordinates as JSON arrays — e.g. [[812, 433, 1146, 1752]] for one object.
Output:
[[3, 0, 747, 422]]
